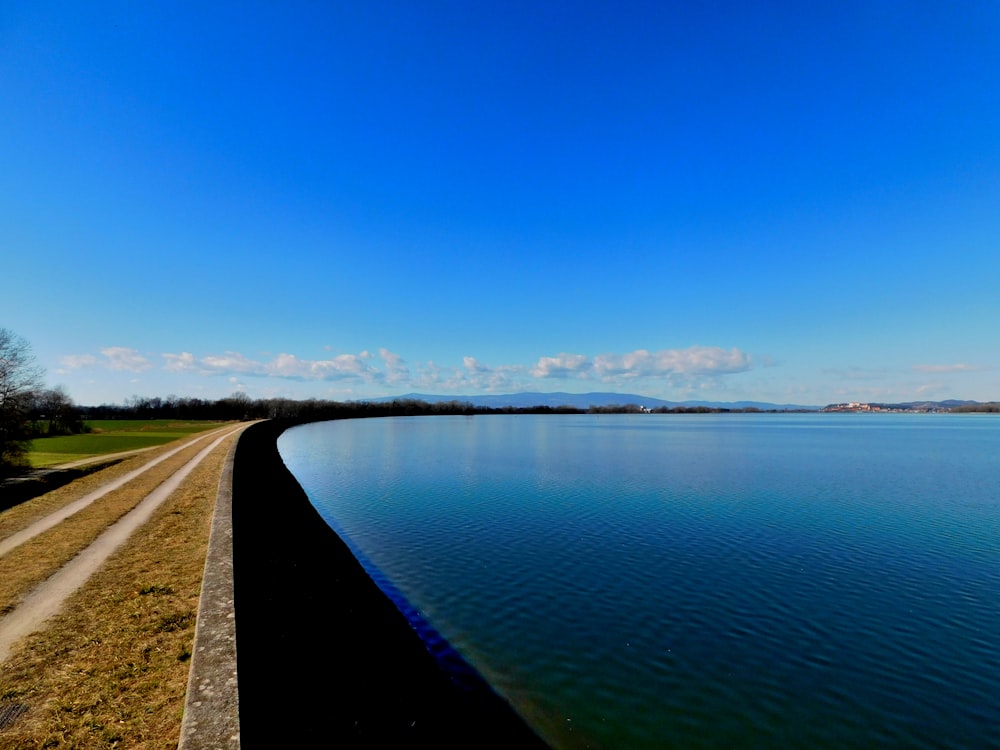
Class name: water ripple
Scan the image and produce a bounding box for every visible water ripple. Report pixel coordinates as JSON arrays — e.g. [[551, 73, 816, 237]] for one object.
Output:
[[280, 414, 1000, 749]]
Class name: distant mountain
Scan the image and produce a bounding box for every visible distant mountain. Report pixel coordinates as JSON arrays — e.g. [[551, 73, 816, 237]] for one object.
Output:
[[375, 392, 820, 411]]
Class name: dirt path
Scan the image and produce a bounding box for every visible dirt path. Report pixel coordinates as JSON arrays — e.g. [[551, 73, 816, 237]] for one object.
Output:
[[0, 425, 240, 559], [0, 424, 248, 664], [51, 446, 159, 469]]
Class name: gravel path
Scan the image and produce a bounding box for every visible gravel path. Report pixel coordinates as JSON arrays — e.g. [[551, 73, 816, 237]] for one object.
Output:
[[0, 425, 239, 559], [0, 424, 247, 663], [50, 446, 159, 469]]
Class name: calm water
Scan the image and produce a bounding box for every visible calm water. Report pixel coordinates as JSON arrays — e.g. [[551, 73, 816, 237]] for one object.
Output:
[[278, 414, 1000, 749]]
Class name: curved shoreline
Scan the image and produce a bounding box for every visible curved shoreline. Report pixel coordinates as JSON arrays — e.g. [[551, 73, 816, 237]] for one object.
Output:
[[230, 419, 548, 748]]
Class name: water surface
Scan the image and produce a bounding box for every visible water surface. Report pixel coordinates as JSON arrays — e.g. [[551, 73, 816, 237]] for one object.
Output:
[[279, 414, 1000, 749]]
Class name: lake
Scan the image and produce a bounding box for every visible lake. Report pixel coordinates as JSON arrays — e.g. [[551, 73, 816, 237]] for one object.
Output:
[[278, 413, 1000, 749]]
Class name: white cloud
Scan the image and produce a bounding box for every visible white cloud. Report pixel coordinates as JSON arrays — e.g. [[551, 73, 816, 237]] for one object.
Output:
[[414, 361, 445, 389], [163, 352, 199, 372], [592, 346, 751, 381], [912, 363, 979, 373], [158, 350, 381, 382], [409, 357, 525, 393], [101, 347, 153, 372], [59, 347, 152, 372], [298, 353, 378, 381], [463, 356, 490, 373], [380, 348, 410, 384], [59, 354, 98, 370], [202, 351, 260, 374], [471, 365, 521, 391], [66, 342, 754, 394], [268, 353, 310, 378], [531, 353, 591, 378], [465, 358, 526, 390]]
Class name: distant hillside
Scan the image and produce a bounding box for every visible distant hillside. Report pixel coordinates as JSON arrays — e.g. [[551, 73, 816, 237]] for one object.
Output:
[[822, 399, 988, 413], [378, 392, 819, 411], [883, 400, 978, 410]]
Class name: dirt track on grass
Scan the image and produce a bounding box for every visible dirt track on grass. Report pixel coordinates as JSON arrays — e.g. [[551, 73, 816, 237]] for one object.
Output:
[[0, 424, 247, 663]]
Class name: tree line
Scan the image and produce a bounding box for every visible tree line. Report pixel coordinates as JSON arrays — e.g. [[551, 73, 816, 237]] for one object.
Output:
[[83, 395, 771, 422], [951, 402, 1000, 413], [81, 395, 584, 422]]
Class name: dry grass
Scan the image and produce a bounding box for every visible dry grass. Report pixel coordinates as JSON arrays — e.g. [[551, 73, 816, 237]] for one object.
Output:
[[0, 431, 240, 749], [1, 427, 231, 542], [0, 436, 223, 618]]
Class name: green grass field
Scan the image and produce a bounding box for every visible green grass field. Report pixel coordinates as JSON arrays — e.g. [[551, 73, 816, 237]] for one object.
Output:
[[28, 420, 230, 467]]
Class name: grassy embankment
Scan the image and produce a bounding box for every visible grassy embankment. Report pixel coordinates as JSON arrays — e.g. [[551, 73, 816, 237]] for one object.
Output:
[[0, 423, 241, 749], [28, 420, 229, 468]]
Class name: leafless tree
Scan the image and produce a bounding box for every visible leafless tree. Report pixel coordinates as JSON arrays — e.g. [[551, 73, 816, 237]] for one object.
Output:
[[0, 328, 45, 473], [31, 385, 83, 436]]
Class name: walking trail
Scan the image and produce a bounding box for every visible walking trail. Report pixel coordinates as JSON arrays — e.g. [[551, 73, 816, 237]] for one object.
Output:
[[0, 423, 247, 663]]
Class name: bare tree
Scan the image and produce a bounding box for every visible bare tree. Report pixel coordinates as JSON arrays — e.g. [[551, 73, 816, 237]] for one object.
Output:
[[0, 328, 45, 474], [31, 385, 83, 436]]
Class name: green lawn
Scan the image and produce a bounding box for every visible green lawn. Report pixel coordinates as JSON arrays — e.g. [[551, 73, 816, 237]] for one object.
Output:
[[28, 420, 230, 467]]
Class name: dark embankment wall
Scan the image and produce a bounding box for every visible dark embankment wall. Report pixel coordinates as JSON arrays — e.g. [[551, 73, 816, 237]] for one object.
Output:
[[232, 419, 549, 748]]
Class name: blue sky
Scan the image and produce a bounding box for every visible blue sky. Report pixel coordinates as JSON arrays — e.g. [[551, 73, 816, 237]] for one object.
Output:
[[3, 1, 998, 406]]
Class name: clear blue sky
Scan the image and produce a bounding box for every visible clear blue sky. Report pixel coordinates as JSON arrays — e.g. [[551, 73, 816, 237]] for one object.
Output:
[[3, 1, 998, 406]]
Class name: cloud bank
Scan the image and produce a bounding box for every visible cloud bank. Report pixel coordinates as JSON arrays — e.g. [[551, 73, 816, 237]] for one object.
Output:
[[60, 347, 153, 373], [60, 344, 753, 393]]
